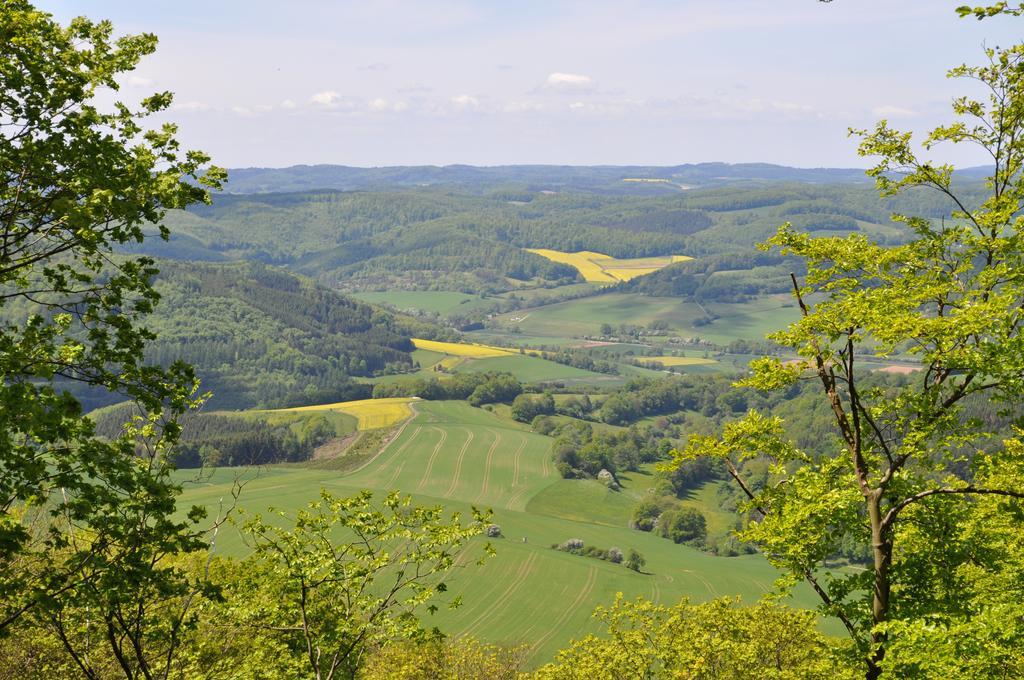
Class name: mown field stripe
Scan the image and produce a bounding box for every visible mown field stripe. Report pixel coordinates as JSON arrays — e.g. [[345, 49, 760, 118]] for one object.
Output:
[[505, 485, 533, 512], [384, 461, 406, 490], [511, 434, 528, 487], [445, 554, 524, 627], [681, 569, 719, 597], [342, 405, 420, 477], [474, 428, 503, 504], [416, 426, 449, 491], [462, 552, 539, 638], [443, 427, 475, 498], [526, 565, 598, 662]]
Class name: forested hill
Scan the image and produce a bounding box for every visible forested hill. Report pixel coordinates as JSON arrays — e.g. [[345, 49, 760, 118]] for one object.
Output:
[[219, 163, 877, 194], [129, 261, 443, 410], [219, 163, 992, 195], [130, 178, 986, 295]]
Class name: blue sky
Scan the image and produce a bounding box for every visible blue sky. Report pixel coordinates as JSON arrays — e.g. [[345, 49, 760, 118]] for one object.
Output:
[[48, 1, 1021, 168]]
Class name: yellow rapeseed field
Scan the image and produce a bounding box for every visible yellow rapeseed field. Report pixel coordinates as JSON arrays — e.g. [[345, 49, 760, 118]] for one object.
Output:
[[279, 397, 416, 430], [525, 248, 618, 283], [412, 338, 513, 357], [603, 266, 661, 280], [526, 248, 693, 283]]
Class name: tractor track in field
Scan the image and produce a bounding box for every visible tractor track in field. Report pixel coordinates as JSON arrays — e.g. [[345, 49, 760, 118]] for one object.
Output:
[[474, 429, 502, 504], [416, 426, 448, 491], [462, 552, 539, 637], [367, 424, 419, 479], [681, 569, 718, 596], [527, 565, 598, 661], [443, 428, 475, 498], [341, 404, 420, 477], [385, 461, 405, 490], [510, 434, 528, 487], [505, 485, 533, 511], [447, 557, 522, 628]]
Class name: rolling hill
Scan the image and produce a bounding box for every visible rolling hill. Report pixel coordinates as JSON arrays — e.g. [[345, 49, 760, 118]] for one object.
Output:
[[175, 400, 824, 666], [69, 260, 451, 411]]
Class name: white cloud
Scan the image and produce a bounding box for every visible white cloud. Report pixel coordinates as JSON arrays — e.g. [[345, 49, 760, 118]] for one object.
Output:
[[231, 106, 255, 117], [368, 97, 391, 112], [310, 90, 341, 106], [172, 100, 209, 112], [451, 94, 480, 110], [871, 105, 917, 118], [546, 72, 595, 91], [503, 100, 543, 113], [771, 100, 814, 113], [569, 101, 585, 110], [392, 101, 409, 112], [280, 99, 297, 109], [125, 75, 154, 88]]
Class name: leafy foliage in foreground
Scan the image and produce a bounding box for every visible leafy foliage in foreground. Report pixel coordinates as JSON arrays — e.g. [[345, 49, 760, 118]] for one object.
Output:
[[533, 595, 853, 680], [670, 33, 1024, 679], [0, 4, 223, 674]]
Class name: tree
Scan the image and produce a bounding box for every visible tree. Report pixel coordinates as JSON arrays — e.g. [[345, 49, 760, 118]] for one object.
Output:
[[624, 549, 646, 573], [233, 490, 491, 680], [510, 392, 555, 423], [359, 636, 527, 680], [467, 373, 522, 406], [533, 595, 853, 680], [0, 0, 224, 673], [656, 507, 706, 546], [669, 18, 1024, 679]]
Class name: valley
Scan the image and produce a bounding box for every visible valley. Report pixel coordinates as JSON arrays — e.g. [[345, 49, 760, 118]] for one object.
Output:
[[126, 165, 966, 667], [176, 400, 823, 665]]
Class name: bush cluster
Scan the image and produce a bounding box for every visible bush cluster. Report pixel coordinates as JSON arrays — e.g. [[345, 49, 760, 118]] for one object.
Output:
[[552, 539, 629, 566]]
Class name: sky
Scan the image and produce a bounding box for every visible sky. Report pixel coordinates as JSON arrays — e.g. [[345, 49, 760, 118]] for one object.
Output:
[[47, 1, 1022, 169]]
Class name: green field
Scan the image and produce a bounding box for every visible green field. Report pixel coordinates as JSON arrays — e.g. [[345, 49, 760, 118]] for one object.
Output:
[[460, 354, 624, 385], [177, 401, 821, 666], [488, 292, 800, 345], [351, 290, 497, 315], [364, 347, 626, 386]]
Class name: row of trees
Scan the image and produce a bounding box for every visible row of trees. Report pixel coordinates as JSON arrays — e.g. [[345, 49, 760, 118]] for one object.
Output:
[[371, 371, 524, 406]]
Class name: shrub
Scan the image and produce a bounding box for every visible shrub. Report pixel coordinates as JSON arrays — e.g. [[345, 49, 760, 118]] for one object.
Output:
[[511, 393, 555, 422], [608, 547, 624, 564], [631, 496, 673, 532], [625, 549, 646, 572], [532, 415, 557, 436], [468, 374, 523, 406], [597, 468, 617, 489], [657, 507, 707, 547], [486, 524, 502, 538]]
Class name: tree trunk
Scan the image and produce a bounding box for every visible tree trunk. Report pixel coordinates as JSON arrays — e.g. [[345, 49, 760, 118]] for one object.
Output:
[[866, 490, 891, 680]]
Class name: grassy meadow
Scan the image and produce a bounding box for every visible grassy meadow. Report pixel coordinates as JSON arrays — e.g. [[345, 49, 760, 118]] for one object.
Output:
[[487, 292, 798, 345], [177, 400, 823, 666], [352, 290, 496, 316]]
